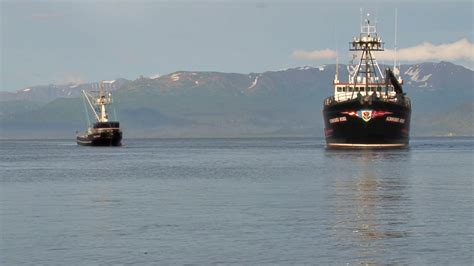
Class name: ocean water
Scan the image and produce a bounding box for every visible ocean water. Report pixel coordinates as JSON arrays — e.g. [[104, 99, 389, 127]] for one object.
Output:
[[0, 137, 472, 264]]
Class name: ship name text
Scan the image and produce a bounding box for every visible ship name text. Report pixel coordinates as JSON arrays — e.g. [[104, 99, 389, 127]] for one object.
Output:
[[386, 116, 405, 124], [329, 116, 348, 124]]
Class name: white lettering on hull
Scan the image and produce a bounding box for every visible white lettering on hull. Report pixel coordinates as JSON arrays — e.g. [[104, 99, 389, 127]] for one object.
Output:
[[386, 116, 405, 124], [329, 116, 348, 124]]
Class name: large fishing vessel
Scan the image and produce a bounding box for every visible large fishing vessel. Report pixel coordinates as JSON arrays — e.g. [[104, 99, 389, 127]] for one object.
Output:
[[323, 17, 411, 149], [76, 81, 122, 146]]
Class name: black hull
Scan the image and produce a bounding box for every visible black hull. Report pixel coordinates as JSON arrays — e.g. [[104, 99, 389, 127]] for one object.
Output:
[[323, 99, 411, 149], [76, 131, 122, 147]]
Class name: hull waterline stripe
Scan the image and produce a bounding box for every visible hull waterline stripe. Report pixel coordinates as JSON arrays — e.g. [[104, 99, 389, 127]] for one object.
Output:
[[327, 143, 407, 148]]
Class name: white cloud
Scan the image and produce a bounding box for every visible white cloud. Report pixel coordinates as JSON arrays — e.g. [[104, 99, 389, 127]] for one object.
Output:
[[292, 49, 337, 60], [375, 39, 474, 62], [293, 39, 474, 63]]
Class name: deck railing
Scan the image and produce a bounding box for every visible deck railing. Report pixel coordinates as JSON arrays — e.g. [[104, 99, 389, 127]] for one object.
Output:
[[324, 93, 411, 108]]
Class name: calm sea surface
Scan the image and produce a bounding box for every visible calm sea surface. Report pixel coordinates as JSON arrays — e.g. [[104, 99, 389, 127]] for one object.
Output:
[[1, 137, 472, 264]]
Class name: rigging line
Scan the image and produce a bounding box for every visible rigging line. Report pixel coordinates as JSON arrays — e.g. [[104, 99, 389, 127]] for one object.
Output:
[[334, 23, 339, 82], [394, 8, 398, 71], [82, 90, 100, 121], [352, 49, 365, 99], [82, 93, 91, 126]]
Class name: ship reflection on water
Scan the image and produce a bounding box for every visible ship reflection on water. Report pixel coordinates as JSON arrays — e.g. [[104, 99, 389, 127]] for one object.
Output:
[[324, 149, 412, 263]]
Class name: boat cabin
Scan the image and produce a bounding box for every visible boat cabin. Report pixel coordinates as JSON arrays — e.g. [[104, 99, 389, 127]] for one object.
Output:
[[333, 83, 397, 102]]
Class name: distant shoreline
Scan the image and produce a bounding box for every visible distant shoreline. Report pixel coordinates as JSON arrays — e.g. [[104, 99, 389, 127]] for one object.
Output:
[[1, 135, 473, 141]]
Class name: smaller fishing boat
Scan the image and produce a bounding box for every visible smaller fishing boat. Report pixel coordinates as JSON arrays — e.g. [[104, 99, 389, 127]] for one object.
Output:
[[76, 82, 122, 146]]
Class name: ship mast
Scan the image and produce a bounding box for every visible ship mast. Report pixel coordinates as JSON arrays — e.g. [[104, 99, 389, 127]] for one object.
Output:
[[97, 83, 110, 122], [349, 14, 385, 89], [82, 81, 113, 123]]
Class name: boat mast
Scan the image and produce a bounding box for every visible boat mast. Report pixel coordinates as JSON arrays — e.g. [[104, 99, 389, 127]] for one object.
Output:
[[393, 8, 398, 72], [349, 14, 385, 89], [98, 83, 109, 122], [393, 8, 403, 84], [82, 81, 113, 123]]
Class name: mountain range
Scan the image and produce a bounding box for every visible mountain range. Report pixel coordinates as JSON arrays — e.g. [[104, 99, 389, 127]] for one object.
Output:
[[0, 61, 472, 139]]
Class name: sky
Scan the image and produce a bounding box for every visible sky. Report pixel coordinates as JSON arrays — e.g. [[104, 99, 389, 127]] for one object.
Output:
[[1, 0, 473, 91]]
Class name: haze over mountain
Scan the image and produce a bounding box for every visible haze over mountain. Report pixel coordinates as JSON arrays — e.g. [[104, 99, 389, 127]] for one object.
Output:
[[3, 1, 473, 92], [0, 61, 472, 139]]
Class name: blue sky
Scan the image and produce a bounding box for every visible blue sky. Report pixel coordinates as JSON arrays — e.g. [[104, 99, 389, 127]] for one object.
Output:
[[1, 0, 472, 91]]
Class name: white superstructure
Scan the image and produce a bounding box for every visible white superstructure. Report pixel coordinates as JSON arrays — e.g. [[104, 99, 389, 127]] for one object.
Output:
[[332, 15, 403, 103], [82, 82, 113, 123]]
